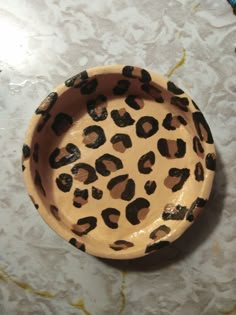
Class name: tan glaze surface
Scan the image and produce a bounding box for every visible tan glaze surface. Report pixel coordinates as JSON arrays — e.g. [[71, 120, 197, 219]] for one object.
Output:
[[22, 65, 216, 259]]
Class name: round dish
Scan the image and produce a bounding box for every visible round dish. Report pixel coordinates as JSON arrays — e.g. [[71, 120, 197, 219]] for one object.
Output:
[[22, 65, 216, 260]]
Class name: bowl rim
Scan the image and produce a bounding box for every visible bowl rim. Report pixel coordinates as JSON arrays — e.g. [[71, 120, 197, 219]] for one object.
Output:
[[22, 64, 216, 260]]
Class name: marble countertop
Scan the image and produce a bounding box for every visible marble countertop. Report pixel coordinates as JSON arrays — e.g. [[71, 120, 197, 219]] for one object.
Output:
[[0, 1, 236, 314]]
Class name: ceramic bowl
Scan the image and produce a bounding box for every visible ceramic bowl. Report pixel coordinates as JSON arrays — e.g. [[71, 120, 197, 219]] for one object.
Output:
[[22, 65, 216, 260]]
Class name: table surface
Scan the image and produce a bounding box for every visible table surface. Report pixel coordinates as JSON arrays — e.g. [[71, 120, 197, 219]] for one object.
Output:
[[0, 1, 236, 315]]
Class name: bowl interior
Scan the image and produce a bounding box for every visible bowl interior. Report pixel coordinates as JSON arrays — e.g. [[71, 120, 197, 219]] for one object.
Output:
[[23, 66, 216, 259]]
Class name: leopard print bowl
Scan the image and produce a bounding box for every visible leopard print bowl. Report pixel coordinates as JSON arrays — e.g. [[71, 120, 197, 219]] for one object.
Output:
[[22, 65, 216, 260]]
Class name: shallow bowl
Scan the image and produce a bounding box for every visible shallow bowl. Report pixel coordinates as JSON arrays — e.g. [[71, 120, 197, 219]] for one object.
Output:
[[22, 65, 216, 259]]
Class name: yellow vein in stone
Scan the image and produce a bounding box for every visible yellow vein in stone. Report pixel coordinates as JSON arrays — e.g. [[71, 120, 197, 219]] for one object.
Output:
[[0, 267, 55, 298], [0, 266, 91, 314], [166, 49, 186, 78], [13, 281, 55, 298], [69, 299, 91, 315], [0, 273, 7, 282], [119, 270, 127, 315], [222, 304, 236, 315], [192, 2, 200, 12]]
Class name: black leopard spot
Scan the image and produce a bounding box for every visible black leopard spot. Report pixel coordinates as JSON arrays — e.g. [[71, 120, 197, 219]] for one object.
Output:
[[22, 144, 31, 159], [83, 125, 106, 149], [35, 92, 58, 115], [34, 170, 46, 196], [164, 168, 190, 192], [56, 173, 73, 192], [205, 153, 216, 171], [171, 96, 189, 112], [111, 108, 135, 127], [49, 143, 80, 169], [122, 66, 134, 77], [126, 198, 150, 225], [193, 136, 204, 158], [186, 198, 207, 222], [194, 162, 204, 181], [145, 241, 170, 254], [162, 113, 187, 131], [95, 153, 123, 177], [157, 138, 186, 158], [92, 186, 103, 200], [74, 78, 98, 95], [150, 225, 171, 240], [113, 79, 131, 95], [136, 116, 159, 138], [192, 112, 214, 144], [72, 216, 97, 236], [107, 174, 135, 201], [69, 238, 86, 252], [192, 100, 199, 110], [101, 208, 120, 229], [29, 195, 39, 210], [110, 240, 134, 251], [33, 143, 39, 163], [139, 69, 152, 83], [167, 81, 184, 95], [71, 163, 97, 184], [95, 154, 123, 177], [110, 133, 132, 153], [122, 66, 151, 82], [50, 205, 60, 221], [22, 165, 25, 172], [144, 180, 157, 195], [87, 94, 108, 122], [178, 116, 187, 125], [141, 83, 164, 103], [162, 204, 188, 220], [138, 151, 155, 174], [51, 113, 73, 136], [125, 95, 144, 110], [65, 70, 89, 88], [73, 188, 89, 208], [37, 113, 51, 132]]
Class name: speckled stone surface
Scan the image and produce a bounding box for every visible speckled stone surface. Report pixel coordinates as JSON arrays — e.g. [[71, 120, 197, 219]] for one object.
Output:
[[0, 1, 235, 315]]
